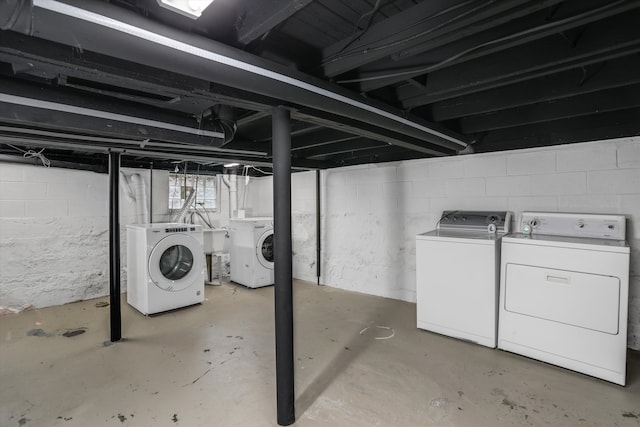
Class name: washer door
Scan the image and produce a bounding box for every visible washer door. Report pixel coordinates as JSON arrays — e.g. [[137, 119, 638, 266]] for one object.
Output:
[[256, 229, 274, 270], [148, 234, 203, 291]]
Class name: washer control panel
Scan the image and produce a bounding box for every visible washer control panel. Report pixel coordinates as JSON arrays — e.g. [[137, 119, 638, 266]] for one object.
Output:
[[520, 212, 626, 240], [439, 210, 512, 233]]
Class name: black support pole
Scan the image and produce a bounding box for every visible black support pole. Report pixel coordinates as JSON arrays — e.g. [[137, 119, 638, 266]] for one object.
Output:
[[272, 107, 295, 426], [316, 169, 321, 285], [109, 151, 122, 342]]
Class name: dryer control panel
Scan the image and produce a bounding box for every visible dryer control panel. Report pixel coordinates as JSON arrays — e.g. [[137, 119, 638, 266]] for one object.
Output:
[[520, 212, 626, 240], [439, 210, 512, 233]]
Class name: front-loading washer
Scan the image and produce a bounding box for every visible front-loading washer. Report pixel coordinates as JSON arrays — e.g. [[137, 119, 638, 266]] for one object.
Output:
[[229, 217, 274, 288], [126, 223, 205, 315], [499, 212, 630, 385], [416, 210, 512, 348]]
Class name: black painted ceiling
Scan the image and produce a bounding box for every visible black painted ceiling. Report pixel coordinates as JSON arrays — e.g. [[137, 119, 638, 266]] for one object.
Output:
[[1, 0, 640, 175]]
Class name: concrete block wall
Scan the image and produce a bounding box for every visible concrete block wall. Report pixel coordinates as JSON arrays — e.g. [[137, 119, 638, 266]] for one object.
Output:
[[247, 137, 640, 350], [0, 163, 242, 311], [0, 164, 169, 311]]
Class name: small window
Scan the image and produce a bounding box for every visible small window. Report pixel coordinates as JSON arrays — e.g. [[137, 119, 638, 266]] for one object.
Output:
[[169, 173, 218, 211]]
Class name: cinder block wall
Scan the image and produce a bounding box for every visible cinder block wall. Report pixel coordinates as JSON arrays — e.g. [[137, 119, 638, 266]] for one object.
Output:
[[0, 164, 239, 311], [248, 137, 640, 349], [0, 165, 167, 310]]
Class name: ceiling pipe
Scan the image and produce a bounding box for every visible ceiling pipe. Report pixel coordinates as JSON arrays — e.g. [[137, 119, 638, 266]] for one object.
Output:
[[2, 0, 469, 153]]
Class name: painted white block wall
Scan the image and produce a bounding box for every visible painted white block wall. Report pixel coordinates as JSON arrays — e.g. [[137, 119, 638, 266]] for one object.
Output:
[[0, 162, 241, 311], [247, 137, 640, 350], [0, 164, 160, 310]]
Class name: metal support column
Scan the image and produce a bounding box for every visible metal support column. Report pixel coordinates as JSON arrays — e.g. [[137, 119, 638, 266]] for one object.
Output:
[[109, 151, 122, 342], [272, 107, 295, 426], [316, 169, 321, 285]]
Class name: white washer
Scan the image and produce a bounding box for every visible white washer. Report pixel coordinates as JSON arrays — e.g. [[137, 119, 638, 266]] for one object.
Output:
[[499, 212, 630, 385], [229, 217, 274, 288], [126, 223, 205, 315], [416, 211, 512, 348]]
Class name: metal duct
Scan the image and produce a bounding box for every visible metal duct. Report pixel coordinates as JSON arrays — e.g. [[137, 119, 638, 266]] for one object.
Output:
[[3, 0, 468, 153]]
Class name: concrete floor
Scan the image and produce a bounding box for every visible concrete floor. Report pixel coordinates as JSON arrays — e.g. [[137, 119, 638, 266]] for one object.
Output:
[[1, 280, 639, 427]]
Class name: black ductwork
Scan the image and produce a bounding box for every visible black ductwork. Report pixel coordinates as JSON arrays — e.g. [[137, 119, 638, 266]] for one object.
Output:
[[3, 0, 468, 155], [0, 0, 32, 32], [202, 104, 237, 145]]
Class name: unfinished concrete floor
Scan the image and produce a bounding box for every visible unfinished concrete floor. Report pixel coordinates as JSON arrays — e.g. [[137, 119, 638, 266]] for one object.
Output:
[[1, 279, 639, 427]]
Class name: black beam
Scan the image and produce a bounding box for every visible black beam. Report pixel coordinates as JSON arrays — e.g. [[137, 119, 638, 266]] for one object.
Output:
[[0, 31, 275, 114], [292, 110, 458, 156], [6, 0, 466, 150], [460, 83, 640, 133], [272, 107, 294, 426], [292, 128, 361, 151], [475, 107, 640, 152], [0, 78, 225, 146], [294, 138, 387, 159], [357, 0, 640, 92], [327, 145, 426, 166], [321, 0, 559, 77], [430, 55, 640, 121], [236, 0, 312, 45], [400, 11, 640, 108], [109, 150, 122, 342]]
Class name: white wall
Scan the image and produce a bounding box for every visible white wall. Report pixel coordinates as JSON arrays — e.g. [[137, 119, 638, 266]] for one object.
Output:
[[0, 164, 164, 311], [0, 162, 243, 312], [247, 137, 640, 350]]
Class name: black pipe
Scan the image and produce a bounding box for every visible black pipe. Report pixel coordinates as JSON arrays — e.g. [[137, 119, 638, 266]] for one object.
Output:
[[316, 169, 321, 285], [272, 107, 294, 426], [109, 151, 122, 342]]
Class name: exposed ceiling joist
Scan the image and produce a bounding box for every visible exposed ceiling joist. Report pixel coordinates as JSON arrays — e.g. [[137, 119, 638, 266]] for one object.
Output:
[[321, 0, 562, 78], [400, 11, 640, 108], [476, 107, 640, 152], [356, 0, 640, 93], [430, 55, 640, 121], [294, 138, 387, 159], [10, 0, 465, 152], [236, 0, 312, 45], [460, 83, 640, 133], [292, 110, 456, 157]]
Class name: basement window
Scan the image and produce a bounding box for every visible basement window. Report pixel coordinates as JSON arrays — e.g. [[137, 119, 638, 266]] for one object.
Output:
[[169, 173, 218, 211]]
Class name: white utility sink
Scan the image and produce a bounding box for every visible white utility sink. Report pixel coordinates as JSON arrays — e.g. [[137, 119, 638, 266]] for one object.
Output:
[[203, 228, 230, 253]]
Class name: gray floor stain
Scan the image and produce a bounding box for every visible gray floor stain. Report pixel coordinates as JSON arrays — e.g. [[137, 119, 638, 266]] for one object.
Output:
[[62, 329, 86, 338], [26, 329, 51, 337]]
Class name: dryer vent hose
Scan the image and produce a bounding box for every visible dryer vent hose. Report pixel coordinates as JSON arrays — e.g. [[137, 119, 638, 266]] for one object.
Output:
[[172, 188, 197, 223]]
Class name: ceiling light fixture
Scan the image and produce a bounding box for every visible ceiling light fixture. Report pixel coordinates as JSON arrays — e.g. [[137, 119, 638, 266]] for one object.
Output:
[[157, 0, 214, 19], [223, 162, 240, 168]]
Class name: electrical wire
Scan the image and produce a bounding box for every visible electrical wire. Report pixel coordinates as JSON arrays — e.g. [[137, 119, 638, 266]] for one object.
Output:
[[250, 166, 273, 175], [336, 0, 626, 84], [323, 0, 485, 65], [335, 0, 383, 56], [6, 143, 51, 167]]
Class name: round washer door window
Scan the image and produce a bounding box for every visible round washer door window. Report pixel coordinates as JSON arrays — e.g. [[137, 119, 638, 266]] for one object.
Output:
[[149, 234, 203, 291], [257, 230, 274, 269], [159, 245, 193, 281]]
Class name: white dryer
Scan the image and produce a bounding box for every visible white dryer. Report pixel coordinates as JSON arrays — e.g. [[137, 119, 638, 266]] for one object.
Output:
[[229, 217, 274, 288], [499, 212, 630, 385], [126, 223, 205, 315], [416, 210, 512, 348]]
